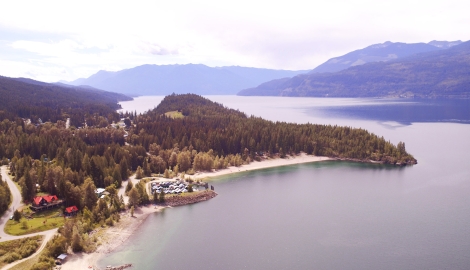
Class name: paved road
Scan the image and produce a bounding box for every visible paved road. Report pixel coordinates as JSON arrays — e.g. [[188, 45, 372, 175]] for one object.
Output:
[[0, 165, 58, 269], [0, 165, 23, 241]]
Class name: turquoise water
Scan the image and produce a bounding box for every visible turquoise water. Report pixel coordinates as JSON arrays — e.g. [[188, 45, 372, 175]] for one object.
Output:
[[103, 97, 470, 269]]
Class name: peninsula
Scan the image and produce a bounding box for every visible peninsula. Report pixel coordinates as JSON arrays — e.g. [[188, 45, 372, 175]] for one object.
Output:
[[0, 87, 416, 269]]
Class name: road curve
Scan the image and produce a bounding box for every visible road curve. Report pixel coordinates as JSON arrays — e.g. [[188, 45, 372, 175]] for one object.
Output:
[[0, 228, 58, 270], [0, 166, 58, 269], [0, 165, 23, 241]]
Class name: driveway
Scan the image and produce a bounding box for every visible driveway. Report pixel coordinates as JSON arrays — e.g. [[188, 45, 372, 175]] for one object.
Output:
[[118, 173, 138, 206]]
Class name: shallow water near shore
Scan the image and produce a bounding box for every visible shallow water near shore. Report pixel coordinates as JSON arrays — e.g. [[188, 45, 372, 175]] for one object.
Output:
[[102, 97, 470, 270]]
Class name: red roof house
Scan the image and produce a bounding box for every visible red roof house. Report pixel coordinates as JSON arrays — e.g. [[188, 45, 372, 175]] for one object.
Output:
[[33, 197, 45, 206], [32, 195, 58, 206], [43, 195, 58, 203], [65, 206, 79, 216]]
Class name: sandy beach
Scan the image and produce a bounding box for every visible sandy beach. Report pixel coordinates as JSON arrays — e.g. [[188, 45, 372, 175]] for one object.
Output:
[[61, 205, 163, 270], [61, 153, 329, 269], [192, 153, 330, 181]]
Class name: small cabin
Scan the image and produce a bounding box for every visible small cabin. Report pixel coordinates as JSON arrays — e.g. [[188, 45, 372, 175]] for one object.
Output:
[[56, 254, 68, 265], [64, 206, 79, 216]]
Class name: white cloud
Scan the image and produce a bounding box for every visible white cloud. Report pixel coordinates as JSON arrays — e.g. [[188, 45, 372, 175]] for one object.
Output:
[[0, 0, 469, 82]]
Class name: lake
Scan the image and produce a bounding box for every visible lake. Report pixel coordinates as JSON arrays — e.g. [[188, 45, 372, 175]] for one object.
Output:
[[102, 96, 470, 270]]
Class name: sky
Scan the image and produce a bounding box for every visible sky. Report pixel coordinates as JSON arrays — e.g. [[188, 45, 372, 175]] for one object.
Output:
[[0, 0, 469, 82]]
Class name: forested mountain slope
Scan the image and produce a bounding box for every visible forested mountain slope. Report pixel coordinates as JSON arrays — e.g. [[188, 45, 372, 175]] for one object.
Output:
[[131, 94, 417, 165], [0, 76, 131, 127], [239, 41, 470, 98], [309, 40, 461, 74]]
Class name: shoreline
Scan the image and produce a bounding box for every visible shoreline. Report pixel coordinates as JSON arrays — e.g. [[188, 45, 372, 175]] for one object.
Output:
[[62, 153, 329, 269], [190, 153, 330, 181], [62, 205, 164, 270]]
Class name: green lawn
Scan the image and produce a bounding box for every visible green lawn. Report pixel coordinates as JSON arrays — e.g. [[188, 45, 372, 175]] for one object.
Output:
[[164, 111, 184, 119], [5, 209, 65, 236]]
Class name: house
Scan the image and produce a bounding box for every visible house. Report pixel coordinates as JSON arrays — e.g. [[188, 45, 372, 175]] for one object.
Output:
[[32, 195, 58, 207], [43, 195, 58, 204], [30, 195, 62, 211], [64, 206, 79, 216], [33, 197, 46, 206]]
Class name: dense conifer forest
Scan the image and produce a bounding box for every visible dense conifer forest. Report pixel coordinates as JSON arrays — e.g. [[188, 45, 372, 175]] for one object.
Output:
[[0, 76, 130, 127], [0, 90, 416, 268], [131, 94, 417, 166]]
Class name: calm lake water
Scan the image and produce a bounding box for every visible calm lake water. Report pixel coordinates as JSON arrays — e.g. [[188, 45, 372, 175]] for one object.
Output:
[[103, 96, 470, 270]]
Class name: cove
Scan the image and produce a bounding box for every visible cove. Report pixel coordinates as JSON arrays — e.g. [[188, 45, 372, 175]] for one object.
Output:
[[101, 97, 470, 270]]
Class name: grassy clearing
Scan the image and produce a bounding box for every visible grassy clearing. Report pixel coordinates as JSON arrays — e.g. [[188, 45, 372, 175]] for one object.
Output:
[[164, 111, 184, 119], [5, 209, 65, 236], [0, 235, 43, 268]]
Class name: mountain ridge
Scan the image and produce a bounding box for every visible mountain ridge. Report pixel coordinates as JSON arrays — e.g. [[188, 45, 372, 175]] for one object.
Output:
[[65, 64, 310, 96], [309, 40, 462, 74], [238, 40, 470, 98]]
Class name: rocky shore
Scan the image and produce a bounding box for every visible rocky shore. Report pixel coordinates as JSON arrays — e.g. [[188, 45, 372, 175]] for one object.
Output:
[[162, 190, 218, 207]]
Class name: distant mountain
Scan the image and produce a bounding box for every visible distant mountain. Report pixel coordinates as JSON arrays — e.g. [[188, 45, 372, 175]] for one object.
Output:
[[238, 41, 470, 98], [428, 40, 462, 49], [65, 64, 310, 96], [0, 75, 131, 125], [309, 40, 462, 74]]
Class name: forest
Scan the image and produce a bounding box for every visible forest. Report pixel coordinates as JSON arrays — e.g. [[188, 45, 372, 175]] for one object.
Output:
[[0, 91, 416, 269], [131, 94, 417, 165], [0, 76, 130, 127]]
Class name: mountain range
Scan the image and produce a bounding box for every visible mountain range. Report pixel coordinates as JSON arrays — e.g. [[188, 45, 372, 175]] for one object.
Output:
[[65, 65, 309, 96], [238, 40, 470, 98], [309, 40, 462, 74]]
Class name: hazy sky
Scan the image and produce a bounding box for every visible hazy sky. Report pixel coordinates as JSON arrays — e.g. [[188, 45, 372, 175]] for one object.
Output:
[[1, 0, 468, 82]]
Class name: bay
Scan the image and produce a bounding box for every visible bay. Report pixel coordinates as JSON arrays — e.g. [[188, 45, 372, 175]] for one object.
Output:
[[103, 96, 470, 270]]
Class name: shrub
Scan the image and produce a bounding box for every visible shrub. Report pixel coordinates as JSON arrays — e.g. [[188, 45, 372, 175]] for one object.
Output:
[[31, 261, 54, 270], [19, 241, 38, 257], [105, 217, 114, 226], [3, 252, 21, 263], [21, 220, 28, 229]]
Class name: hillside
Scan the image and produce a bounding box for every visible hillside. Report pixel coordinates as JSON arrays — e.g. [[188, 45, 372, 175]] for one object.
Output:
[[310, 41, 462, 74], [238, 41, 470, 98], [65, 64, 309, 96], [0, 76, 131, 126], [133, 94, 417, 165]]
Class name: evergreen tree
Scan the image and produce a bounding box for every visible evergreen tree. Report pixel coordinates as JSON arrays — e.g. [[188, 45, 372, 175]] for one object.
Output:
[[120, 157, 129, 180], [82, 178, 97, 211]]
